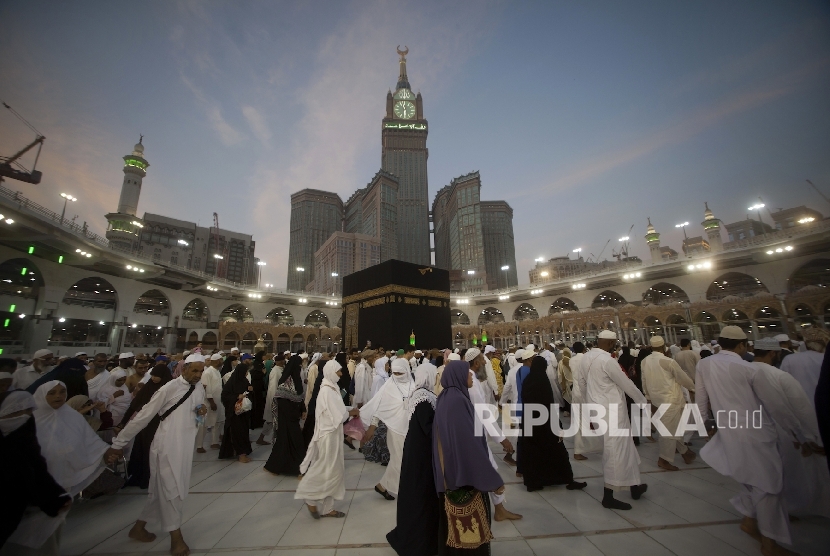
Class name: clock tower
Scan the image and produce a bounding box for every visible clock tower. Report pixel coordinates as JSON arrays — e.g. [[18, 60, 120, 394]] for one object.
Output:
[[382, 46, 431, 266]]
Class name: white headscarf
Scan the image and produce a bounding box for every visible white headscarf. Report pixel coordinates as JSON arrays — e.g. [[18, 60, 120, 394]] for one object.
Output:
[[0, 390, 36, 435], [371, 356, 389, 397], [313, 360, 348, 438], [359, 357, 414, 436], [97, 368, 131, 420], [32, 380, 108, 495]]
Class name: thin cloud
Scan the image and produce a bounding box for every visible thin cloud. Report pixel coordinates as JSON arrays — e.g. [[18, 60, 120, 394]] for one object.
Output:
[[242, 105, 272, 145]]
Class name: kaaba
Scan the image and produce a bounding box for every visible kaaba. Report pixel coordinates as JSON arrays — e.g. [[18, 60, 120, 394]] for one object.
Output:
[[341, 259, 451, 351]]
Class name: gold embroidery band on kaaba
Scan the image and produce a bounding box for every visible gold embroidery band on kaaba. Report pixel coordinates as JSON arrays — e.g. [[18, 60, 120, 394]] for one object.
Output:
[[342, 284, 450, 305]]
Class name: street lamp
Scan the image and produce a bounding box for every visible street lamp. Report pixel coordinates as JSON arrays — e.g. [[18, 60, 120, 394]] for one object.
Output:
[[500, 264, 510, 289], [573, 248, 582, 254], [675, 221, 689, 239], [256, 260, 266, 287], [618, 236, 629, 242], [60, 193, 77, 224]]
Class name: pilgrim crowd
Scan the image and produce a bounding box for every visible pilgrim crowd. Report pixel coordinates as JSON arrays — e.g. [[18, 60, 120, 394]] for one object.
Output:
[[0, 326, 829, 556]]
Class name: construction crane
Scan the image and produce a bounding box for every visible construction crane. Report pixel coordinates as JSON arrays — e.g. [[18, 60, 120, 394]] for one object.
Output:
[[0, 102, 45, 184], [612, 224, 635, 260], [595, 239, 611, 262]]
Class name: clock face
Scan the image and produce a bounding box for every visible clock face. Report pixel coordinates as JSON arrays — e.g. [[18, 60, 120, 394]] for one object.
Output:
[[394, 100, 416, 119]]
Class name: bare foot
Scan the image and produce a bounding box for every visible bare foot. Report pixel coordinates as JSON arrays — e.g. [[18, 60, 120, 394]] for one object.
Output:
[[255, 436, 269, 445], [658, 458, 680, 471], [210, 444, 220, 449], [574, 453, 588, 460], [740, 516, 761, 540], [238, 454, 251, 463], [128, 521, 156, 543], [494, 504, 523, 521], [170, 529, 190, 556], [196, 447, 206, 453]]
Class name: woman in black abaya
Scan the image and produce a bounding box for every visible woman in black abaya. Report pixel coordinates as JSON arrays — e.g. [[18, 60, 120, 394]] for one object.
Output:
[[116, 364, 172, 488], [386, 369, 438, 556], [519, 356, 587, 492], [264, 355, 306, 475], [219, 357, 254, 462], [249, 351, 266, 431]]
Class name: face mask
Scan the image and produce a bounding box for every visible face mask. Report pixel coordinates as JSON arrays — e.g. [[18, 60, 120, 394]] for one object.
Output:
[[0, 414, 31, 435]]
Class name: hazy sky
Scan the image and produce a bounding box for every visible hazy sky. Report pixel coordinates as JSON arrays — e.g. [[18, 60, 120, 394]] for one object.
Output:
[[2, 1, 829, 287]]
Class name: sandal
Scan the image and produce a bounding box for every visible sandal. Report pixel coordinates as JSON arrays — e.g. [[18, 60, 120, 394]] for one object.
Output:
[[306, 505, 320, 519], [321, 510, 346, 518]]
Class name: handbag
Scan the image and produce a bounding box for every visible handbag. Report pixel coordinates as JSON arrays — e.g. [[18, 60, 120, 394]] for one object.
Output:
[[235, 393, 252, 415], [437, 432, 493, 549]]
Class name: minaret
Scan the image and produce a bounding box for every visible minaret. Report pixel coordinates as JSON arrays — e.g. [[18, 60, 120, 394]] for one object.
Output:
[[701, 202, 723, 252], [105, 138, 149, 251], [645, 218, 661, 263]]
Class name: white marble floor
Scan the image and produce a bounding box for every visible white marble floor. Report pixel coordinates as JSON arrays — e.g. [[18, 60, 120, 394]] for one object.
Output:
[[60, 431, 830, 556]]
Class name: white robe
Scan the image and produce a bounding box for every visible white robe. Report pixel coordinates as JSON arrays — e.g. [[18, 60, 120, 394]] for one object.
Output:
[[570, 352, 602, 455], [584, 349, 647, 488], [752, 361, 830, 518], [779, 350, 823, 410], [112, 376, 205, 532], [296, 376, 349, 502], [201, 364, 225, 427], [696, 351, 794, 544], [370, 360, 389, 398], [86, 369, 110, 401], [353, 360, 374, 405]]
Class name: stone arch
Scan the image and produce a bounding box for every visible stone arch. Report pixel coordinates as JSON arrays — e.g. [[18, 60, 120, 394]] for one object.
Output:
[[723, 308, 753, 337], [304, 310, 330, 327], [261, 332, 274, 353], [219, 304, 253, 323], [513, 303, 539, 321], [788, 258, 830, 293], [201, 331, 218, 351], [63, 276, 118, 311], [451, 309, 470, 326], [642, 282, 690, 306], [643, 316, 662, 338], [755, 306, 786, 335], [133, 289, 170, 316], [187, 331, 199, 348], [478, 307, 505, 326], [792, 304, 818, 330], [182, 298, 210, 324], [591, 290, 626, 309], [549, 297, 578, 314], [0, 257, 45, 300], [241, 331, 257, 352], [266, 307, 294, 326], [291, 333, 305, 352], [223, 331, 239, 350], [276, 333, 290, 353], [707, 272, 768, 301]]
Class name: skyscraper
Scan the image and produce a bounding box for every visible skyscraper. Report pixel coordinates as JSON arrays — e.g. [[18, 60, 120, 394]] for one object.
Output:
[[287, 189, 344, 291], [381, 47, 430, 266], [481, 201, 518, 289], [343, 170, 398, 262]]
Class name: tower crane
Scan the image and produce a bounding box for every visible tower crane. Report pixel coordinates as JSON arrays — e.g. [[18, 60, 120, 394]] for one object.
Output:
[[0, 102, 45, 184], [613, 224, 635, 260]]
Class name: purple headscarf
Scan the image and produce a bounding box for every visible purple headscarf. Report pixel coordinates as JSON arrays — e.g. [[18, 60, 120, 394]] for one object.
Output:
[[432, 360, 503, 493]]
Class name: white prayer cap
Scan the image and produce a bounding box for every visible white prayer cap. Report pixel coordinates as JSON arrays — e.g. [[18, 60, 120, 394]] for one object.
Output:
[[448, 353, 461, 361], [210, 353, 223, 361], [464, 348, 482, 362], [754, 338, 781, 351], [0, 372, 12, 380], [453, 348, 460, 354], [597, 330, 617, 340], [33, 349, 53, 359], [414, 349, 423, 355], [514, 349, 524, 360], [484, 345, 496, 355], [719, 326, 747, 340], [524, 344, 536, 353], [520, 348, 535, 361], [185, 353, 205, 364], [710, 340, 718, 345], [773, 334, 792, 342], [119, 352, 134, 359], [231, 347, 240, 353], [74, 351, 87, 357], [649, 336, 665, 348]]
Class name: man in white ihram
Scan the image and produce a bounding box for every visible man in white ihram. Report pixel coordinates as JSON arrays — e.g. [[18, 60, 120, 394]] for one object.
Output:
[[640, 335, 697, 471], [110, 353, 207, 556], [696, 326, 799, 556], [584, 329, 648, 510]]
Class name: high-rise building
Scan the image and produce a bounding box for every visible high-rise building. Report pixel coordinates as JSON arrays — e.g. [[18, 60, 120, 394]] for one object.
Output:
[[306, 232, 381, 295], [381, 47, 430, 265], [481, 201, 518, 289], [287, 189, 344, 291], [432, 172, 487, 293], [343, 170, 398, 262], [105, 139, 149, 251]]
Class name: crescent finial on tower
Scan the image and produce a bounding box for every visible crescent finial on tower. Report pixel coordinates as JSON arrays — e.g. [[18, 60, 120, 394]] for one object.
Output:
[[396, 45, 409, 60]]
